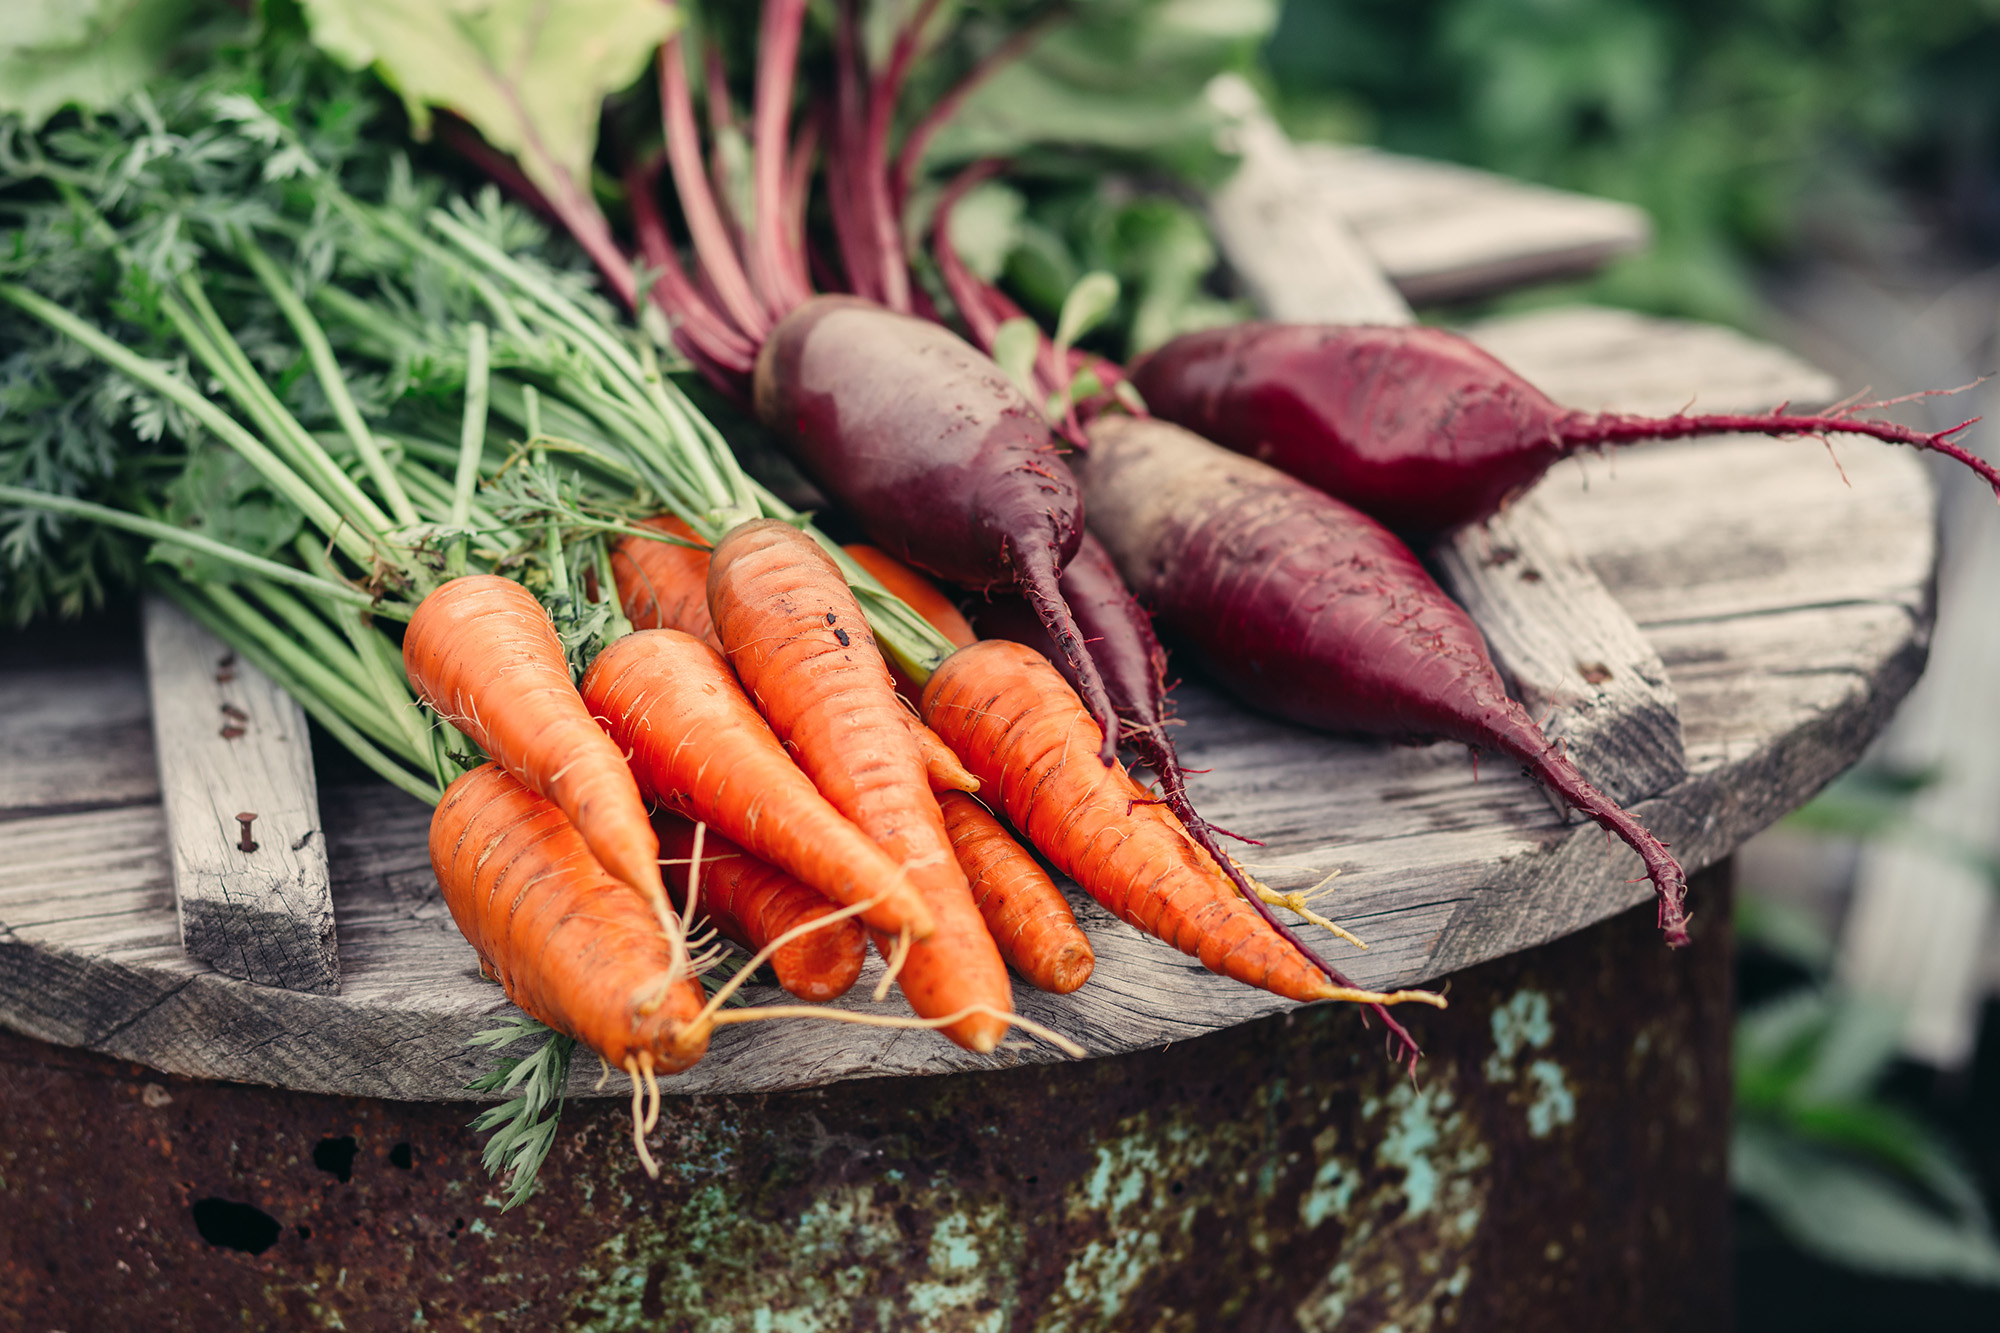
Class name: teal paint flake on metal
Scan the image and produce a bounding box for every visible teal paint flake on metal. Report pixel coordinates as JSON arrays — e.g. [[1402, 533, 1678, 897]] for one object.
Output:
[[1524, 1059, 1577, 1137], [1376, 1083, 1443, 1217], [1485, 988, 1555, 1082]]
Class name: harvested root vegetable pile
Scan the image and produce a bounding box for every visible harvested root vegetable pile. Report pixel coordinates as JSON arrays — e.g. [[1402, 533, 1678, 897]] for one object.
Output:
[[1, 0, 1975, 1208]]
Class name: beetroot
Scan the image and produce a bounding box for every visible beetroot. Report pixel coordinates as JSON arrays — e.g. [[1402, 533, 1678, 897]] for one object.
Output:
[[1131, 322, 1993, 541], [1079, 414, 1691, 945], [751, 295, 1117, 752], [609, 15, 1121, 757]]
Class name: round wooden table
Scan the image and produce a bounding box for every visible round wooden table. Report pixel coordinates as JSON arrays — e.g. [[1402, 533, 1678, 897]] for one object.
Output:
[[0, 302, 1937, 1329], [0, 116, 1943, 1328]]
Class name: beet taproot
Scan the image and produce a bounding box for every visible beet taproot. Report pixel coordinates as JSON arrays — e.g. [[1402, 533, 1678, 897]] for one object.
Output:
[[1079, 414, 1691, 945], [1131, 322, 1992, 541]]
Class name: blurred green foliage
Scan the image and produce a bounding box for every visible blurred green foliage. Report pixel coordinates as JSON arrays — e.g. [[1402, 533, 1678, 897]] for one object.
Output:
[[1265, 0, 2000, 324]]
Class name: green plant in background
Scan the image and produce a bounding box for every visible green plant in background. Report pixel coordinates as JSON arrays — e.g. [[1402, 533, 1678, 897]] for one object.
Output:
[[1734, 768, 2000, 1283], [1264, 0, 2000, 326], [1735, 896, 2000, 1283]]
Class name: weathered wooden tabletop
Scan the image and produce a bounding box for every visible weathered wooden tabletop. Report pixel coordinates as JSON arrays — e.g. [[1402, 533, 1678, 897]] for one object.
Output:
[[0, 136, 1936, 1103]]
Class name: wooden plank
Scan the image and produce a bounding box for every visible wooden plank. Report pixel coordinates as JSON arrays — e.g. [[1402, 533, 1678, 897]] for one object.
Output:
[[140, 595, 338, 995], [1463, 305, 1840, 417], [1434, 499, 1685, 806], [0, 664, 156, 819], [1206, 76, 1408, 326], [1294, 142, 1652, 305]]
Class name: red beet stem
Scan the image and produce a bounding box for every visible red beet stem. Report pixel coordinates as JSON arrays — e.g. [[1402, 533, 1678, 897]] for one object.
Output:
[[625, 161, 758, 378], [932, 160, 1012, 350], [752, 0, 815, 316], [829, 0, 885, 305], [858, 0, 945, 311], [890, 10, 1065, 218], [659, 38, 773, 341], [1556, 409, 1996, 497]]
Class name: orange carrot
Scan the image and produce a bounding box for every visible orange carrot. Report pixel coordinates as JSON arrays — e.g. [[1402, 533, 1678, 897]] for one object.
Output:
[[613, 516, 720, 649], [708, 519, 1012, 1051], [923, 640, 1443, 1010], [843, 542, 977, 648], [404, 575, 667, 917], [912, 716, 979, 793], [615, 521, 973, 795], [579, 628, 934, 940], [655, 812, 867, 1003], [431, 763, 709, 1072], [938, 790, 1094, 994], [837, 544, 980, 792]]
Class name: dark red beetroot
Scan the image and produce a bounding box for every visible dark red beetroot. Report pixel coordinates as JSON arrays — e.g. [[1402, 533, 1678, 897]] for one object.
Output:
[[607, 15, 1121, 759], [1079, 414, 1691, 945], [751, 296, 1118, 755], [1131, 323, 1994, 542]]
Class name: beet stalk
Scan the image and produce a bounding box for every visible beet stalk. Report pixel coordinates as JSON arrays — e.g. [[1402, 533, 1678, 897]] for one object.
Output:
[[1078, 414, 1692, 946], [1131, 323, 1992, 542], [616, 12, 1121, 758]]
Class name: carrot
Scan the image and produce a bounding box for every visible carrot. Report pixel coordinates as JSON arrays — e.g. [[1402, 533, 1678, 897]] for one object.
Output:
[[616, 522, 973, 794], [923, 640, 1443, 1012], [707, 518, 1012, 1051], [843, 542, 976, 649], [579, 628, 934, 940], [404, 575, 667, 918], [938, 790, 1093, 995], [613, 515, 719, 648], [431, 763, 709, 1073], [913, 719, 979, 794], [654, 813, 866, 1002]]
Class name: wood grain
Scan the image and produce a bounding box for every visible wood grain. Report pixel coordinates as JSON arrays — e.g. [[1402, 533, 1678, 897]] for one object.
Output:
[[1295, 142, 1652, 305], [1434, 500, 1685, 807], [0, 398, 1932, 1100], [141, 596, 338, 995]]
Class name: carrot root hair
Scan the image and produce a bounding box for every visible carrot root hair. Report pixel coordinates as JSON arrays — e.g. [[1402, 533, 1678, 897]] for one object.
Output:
[[709, 1003, 1086, 1058], [625, 1054, 660, 1179]]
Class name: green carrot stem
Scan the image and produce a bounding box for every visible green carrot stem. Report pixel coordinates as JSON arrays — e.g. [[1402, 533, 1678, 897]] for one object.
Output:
[[293, 536, 438, 766], [0, 283, 376, 566], [240, 241, 420, 527], [167, 276, 395, 538], [0, 483, 383, 609], [157, 579, 442, 805], [448, 322, 491, 579], [594, 540, 635, 640]]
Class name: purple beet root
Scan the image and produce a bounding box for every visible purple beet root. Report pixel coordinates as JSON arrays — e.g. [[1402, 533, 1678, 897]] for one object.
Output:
[[1131, 322, 1992, 542], [1079, 414, 1691, 947], [754, 295, 1119, 759]]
